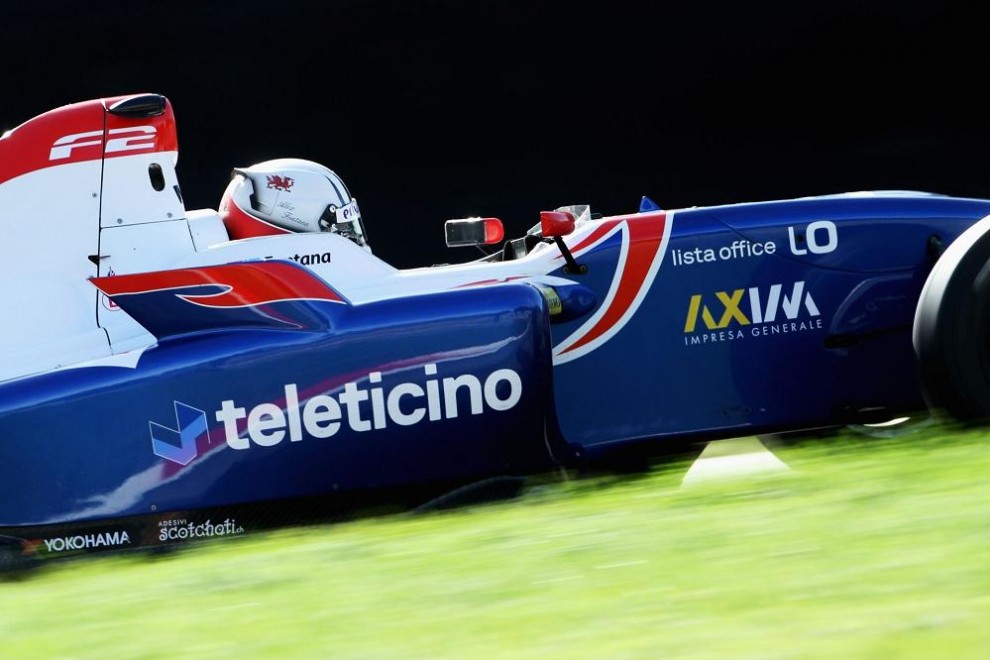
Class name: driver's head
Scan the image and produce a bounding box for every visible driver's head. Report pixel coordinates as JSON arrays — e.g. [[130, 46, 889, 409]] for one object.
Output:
[[219, 158, 369, 251]]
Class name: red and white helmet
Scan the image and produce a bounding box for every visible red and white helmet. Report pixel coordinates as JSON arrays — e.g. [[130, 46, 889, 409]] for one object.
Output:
[[219, 158, 369, 250]]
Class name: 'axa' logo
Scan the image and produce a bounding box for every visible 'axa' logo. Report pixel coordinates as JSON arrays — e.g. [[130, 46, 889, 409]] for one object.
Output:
[[49, 126, 157, 160], [149, 402, 210, 466], [684, 281, 820, 332], [266, 175, 294, 191]]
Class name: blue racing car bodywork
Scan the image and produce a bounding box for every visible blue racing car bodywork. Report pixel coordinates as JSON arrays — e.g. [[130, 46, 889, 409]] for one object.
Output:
[[2, 93, 989, 562]]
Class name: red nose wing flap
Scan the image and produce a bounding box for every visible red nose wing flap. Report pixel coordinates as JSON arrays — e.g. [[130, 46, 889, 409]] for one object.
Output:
[[90, 260, 349, 339]]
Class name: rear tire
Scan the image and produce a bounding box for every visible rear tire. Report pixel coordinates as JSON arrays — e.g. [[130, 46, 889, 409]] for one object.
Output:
[[914, 215, 990, 422]]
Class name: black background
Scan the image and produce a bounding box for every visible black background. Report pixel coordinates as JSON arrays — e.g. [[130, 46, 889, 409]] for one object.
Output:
[[2, 1, 985, 268]]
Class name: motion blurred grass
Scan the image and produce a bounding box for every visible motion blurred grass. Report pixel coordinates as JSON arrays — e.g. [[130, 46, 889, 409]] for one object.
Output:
[[3, 425, 990, 658]]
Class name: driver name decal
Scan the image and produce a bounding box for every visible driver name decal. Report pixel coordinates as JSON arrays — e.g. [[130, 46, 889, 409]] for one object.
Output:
[[288, 251, 332, 265]]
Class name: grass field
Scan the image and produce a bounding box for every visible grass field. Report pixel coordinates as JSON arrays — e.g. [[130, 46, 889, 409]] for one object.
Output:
[[3, 425, 990, 658]]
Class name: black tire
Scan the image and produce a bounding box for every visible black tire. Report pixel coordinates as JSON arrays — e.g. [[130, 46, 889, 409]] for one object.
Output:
[[914, 215, 990, 422]]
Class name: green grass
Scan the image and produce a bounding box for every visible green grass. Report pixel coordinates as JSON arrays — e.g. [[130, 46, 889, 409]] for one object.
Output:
[[3, 425, 990, 658]]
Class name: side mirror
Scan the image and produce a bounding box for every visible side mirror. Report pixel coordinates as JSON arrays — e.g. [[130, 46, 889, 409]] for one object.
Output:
[[540, 210, 576, 238], [539, 210, 586, 275], [445, 217, 505, 247]]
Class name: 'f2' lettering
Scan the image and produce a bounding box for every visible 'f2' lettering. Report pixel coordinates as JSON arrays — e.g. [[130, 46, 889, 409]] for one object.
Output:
[[49, 126, 158, 161], [788, 220, 838, 255]]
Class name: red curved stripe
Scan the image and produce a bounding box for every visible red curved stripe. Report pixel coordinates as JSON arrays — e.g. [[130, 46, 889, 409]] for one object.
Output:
[[559, 213, 666, 354], [92, 262, 345, 308]]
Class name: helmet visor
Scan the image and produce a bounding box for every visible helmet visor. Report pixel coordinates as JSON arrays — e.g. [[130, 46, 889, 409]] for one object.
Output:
[[321, 198, 367, 246]]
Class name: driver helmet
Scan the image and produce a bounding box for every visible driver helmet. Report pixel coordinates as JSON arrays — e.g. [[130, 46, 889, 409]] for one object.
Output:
[[219, 158, 370, 251]]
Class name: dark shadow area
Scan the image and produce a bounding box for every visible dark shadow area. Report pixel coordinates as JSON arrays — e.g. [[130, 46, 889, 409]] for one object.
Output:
[[2, 2, 984, 267]]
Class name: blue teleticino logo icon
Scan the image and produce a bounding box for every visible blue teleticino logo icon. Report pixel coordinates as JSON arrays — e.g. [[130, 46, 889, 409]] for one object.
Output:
[[149, 402, 210, 465]]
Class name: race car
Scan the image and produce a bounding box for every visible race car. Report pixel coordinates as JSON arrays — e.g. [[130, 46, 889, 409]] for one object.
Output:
[[2, 92, 988, 563]]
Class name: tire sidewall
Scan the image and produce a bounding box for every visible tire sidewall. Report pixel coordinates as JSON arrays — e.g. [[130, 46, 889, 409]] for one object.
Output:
[[914, 215, 990, 419]]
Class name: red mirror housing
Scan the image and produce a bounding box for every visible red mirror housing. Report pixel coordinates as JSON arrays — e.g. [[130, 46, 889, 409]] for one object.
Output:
[[540, 210, 576, 238]]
